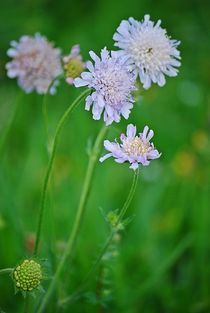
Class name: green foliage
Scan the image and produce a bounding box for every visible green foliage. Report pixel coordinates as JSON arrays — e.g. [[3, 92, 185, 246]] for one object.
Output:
[[0, 0, 210, 312]]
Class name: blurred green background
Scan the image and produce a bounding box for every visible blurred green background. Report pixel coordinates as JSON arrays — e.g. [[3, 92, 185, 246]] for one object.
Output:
[[0, 0, 210, 312]]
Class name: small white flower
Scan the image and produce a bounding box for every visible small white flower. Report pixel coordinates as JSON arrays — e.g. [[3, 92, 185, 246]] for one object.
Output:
[[6, 34, 62, 94], [74, 47, 136, 126], [100, 124, 161, 170], [113, 15, 181, 89]]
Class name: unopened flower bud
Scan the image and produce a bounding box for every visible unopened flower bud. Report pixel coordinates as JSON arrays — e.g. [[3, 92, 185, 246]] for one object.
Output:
[[13, 259, 42, 292]]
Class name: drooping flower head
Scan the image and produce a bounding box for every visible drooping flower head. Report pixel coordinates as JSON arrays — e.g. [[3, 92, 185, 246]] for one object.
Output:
[[63, 44, 86, 85], [6, 34, 62, 94], [100, 124, 161, 170], [74, 47, 136, 126], [113, 15, 181, 89]]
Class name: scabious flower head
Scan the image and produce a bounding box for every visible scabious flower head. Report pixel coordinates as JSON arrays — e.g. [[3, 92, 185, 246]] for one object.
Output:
[[63, 44, 86, 85], [100, 124, 161, 170], [13, 259, 42, 292], [113, 15, 181, 89], [6, 34, 62, 94], [74, 47, 136, 126]]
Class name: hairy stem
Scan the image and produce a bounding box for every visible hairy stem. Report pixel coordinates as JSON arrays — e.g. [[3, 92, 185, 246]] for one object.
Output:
[[59, 168, 140, 307], [36, 125, 108, 313], [34, 89, 90, 255]]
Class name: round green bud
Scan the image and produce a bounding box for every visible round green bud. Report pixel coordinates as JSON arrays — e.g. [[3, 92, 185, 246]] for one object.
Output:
[[13, 259, 42, 292]]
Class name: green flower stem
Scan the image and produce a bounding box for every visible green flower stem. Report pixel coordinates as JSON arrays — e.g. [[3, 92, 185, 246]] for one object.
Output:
[[0, 268, 13, 275], [41, 75, 64, 149], [0, 92, 22, 158], [23, 296, 29, 313], [59, 168, 140, 307], [42, 93, 49, 146], [36, 125, 108, 313], [34, 89, 90, 256]]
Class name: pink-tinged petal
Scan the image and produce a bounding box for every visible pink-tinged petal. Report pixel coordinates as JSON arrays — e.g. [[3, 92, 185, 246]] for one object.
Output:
[[86, 61, 94, 72], [140, 155, 150, 166], [111, 50, 125, 58], [157, 72, 166, 87], [141, 126, 149, 142], [120, 133, 126, 142], [70, 44, 80, 56], [81, 72, 92, 80], [142, 74, 152, 90], [115, 158, 126, 164], [7, 48, 18, 57], [7, 69, 18, 78], [116, 20, 131, 37], [112, 33, 125, 42], [74, 77, 88, 87], [85, 95, 93, 110], [121, 105, 131, 119], [126, 124, 136, 138], [105, 105, 114, 117], [101, 47, 109, 62], [92, 102, 103, 120], [147, 129, 154, 141], [97, 94, 105, 108], [99, 153, 112, 162], [104, 140, 118, 153], [66, 77, 74, 85], [147, 150, 161, 159], [130, 162, 139, 170], [10, 40, 18, 48], [89, 51, 100, 63]]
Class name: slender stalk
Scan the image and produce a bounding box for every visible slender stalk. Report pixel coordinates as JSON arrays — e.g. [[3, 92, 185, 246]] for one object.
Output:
[[59, 168, 140, 307], [42, 74, 64, 151], [0, 268, 13, 275], [36, 125, 108, 313], [42, 93, 49, 145], [23, 296, 29, 313], [0, 92, 22, 158], [34, 89, 90, 255]]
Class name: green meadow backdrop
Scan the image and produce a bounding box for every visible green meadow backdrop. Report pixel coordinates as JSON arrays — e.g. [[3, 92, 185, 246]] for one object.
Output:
[[0, 0, 210, 312]]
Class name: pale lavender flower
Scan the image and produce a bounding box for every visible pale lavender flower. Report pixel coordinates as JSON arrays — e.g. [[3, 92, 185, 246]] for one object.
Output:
[[74, 47, 136, 126], [100, 124, 161, 170], [63, 44, 86, 85], [6, 34, 62, 94], [113, 15, 181, 89]]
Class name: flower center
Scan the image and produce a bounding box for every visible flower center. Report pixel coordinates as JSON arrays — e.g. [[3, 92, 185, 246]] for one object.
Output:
[[95, 66, 131, 106], [128, 29, 171, 71], [122, 137, 150, 156]]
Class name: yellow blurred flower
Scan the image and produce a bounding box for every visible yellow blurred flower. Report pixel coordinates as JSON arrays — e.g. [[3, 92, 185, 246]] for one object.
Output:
[[172, 150, 196, 177], [153, 208, 181, 233], [192, 129, 209, 151]]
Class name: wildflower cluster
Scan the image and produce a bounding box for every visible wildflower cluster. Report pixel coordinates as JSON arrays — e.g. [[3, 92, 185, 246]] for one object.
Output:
[[5, 14, 177, 168], [6, 14, 180, 169], [74, 14, 180, 127], [4, 14, 181, 311]]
